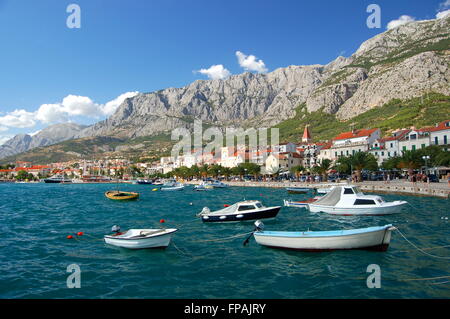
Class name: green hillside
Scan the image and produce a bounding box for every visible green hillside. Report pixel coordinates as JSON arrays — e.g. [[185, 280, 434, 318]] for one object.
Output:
[[274, 92, 450, 143]]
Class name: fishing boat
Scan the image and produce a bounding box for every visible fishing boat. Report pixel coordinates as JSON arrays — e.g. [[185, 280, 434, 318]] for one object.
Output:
[[316, 187, 332, 194], [307, 185, 407, 215], [285, 187, 310, 194], [283, 197, 320, 208], [198, 200, 281, 223], [105, 190, 139, 200], [160, 182, 185, 191], [44, 174, 72, 184], [252, 220, 396, 252], [104, 226, 177, 249]]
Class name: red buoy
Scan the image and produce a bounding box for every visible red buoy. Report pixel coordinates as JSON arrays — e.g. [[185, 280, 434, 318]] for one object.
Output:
[[67, 235, 73, 239], [224, 204, 229, 207], [160, 219, 165, 223], [77, 232, 83, 236]]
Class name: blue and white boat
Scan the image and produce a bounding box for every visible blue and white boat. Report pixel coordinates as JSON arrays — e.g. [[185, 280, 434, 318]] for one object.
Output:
[[253, 221, 396, 251], [286, 187, 310, 194]]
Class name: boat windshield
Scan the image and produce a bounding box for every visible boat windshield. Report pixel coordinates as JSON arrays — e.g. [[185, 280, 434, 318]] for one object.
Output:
[[255, 202, 263, 208], [353, 187, 363, 194]]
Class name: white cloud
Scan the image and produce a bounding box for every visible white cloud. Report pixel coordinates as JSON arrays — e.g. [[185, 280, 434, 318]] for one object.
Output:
[[197, 64, 231, 80], [35, 91, 140, 124], [0, 126, 8, 132], [0, 91, 140, 128], [386, 15, 415, 30], [436, 9, 450, 19], [0, 109, 36, 128], [36, 103, 69, 124], [101, 91, 139, 116], [236, 51, 268, 73]]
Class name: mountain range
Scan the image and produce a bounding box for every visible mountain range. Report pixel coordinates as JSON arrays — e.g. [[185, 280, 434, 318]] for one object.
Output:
[[1, 15, 449, 162]]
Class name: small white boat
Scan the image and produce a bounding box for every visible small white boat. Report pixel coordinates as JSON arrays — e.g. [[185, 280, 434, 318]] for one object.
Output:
[[160, 183, 185, 191], [194, 182, 214, 191], [198, 200, 281, 223], [209, 180, 229, 188], [253, 221, 396, 252], [307, 185, 407, 215], [104, 226, 177, 249]]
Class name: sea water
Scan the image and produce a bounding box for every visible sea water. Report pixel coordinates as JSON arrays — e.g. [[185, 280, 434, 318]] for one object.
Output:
[[0, 183, 448, 298]]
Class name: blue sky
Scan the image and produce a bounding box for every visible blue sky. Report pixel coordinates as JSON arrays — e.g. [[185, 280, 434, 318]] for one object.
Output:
[[0, 0, 449, 143]]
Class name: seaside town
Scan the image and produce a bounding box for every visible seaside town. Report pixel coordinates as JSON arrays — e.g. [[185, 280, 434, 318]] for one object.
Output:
[[1, 120, 449, 187]]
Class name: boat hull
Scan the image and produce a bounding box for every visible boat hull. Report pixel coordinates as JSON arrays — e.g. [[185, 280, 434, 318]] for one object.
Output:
[[105, 191, 139, 200], [286, 187, 309, 194], [308, 201, 407, 215], [254, 225, 394, 252], [104, 229, 177, 249], [160, 186, 184, 191], [202, 207, 281, 223]]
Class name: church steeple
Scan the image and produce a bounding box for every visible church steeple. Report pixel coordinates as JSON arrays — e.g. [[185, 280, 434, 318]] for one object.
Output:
[[302, 125, 312, 143]]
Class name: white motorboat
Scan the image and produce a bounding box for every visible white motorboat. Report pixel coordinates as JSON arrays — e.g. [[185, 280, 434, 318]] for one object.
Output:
[[193, 182, 214, 191], [252, 220, 396, 251], [307, 185, 407, 215], [104, 226, 177, 249], [198, 200, 281, 223], [160, 182, 185, 191], [209, 180, 229, 188]]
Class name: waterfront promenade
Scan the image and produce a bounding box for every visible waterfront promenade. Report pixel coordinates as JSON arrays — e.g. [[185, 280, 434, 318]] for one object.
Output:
[[187, 180, 450, 199]]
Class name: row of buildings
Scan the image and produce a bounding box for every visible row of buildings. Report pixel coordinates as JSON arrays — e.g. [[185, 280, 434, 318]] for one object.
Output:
[[152, 120, 450, 175], [1, 120, 449, 179]]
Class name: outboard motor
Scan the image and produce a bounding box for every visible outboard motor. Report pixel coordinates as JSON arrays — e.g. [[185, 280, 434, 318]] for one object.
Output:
[[111, 225, 121, 234], [254, 220, 265, 232], [243, 220, 264, 247]]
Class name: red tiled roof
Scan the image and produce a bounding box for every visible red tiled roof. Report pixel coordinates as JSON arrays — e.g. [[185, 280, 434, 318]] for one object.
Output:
[[418, 120, 450, 133], [333, 128, 378, 141]]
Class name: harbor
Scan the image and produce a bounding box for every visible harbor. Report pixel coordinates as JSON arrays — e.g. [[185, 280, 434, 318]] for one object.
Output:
[[0, 182, 448, 298]]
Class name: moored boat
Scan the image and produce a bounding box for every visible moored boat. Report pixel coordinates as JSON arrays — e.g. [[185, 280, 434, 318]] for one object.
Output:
[[160, 183, 184, 191], [307, 185, 407, 215], [137, 179, 153, 185], [105, 190, 139, 200], [286, 187, 310, 194], [209, 180, 229, 188], [193, 183, 214, 191], [104, 226, 177, 249], [253, 221, 396, 252], [44, 174, 72, 184], [198, 200, 281, 223]]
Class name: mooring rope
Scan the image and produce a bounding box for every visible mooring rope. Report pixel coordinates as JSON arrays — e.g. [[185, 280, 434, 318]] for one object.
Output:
[[395, 228, 450, 259], [188, 231, 254, 243]]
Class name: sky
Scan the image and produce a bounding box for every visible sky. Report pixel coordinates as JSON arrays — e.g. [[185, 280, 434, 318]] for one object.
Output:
[[0, 0, 449, 144]]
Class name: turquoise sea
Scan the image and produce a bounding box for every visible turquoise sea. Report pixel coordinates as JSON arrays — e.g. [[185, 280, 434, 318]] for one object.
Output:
[[0, 183, 449, 299]]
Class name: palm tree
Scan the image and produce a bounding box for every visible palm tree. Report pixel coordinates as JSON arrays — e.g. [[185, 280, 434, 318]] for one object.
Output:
[[398, 150, 423, 178], [317, 159, 332, 181], [337, 152, 377, 182], [290, 165, 305, 181]]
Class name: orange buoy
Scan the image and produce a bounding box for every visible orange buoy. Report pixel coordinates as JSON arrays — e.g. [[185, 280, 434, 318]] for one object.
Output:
[[77, 232, 83, 236], [67, 235, 73, 239]]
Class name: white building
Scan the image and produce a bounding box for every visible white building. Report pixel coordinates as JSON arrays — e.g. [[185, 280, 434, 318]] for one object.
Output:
[[329, 128, 381, 161]]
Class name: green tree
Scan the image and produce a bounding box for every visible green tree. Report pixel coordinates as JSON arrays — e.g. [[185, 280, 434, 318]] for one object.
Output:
[[398, 150, 423, 176], [290, 165, 305, 181]]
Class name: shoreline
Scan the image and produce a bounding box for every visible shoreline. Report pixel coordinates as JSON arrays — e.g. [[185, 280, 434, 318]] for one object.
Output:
[[185, 180, 450, 199]]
